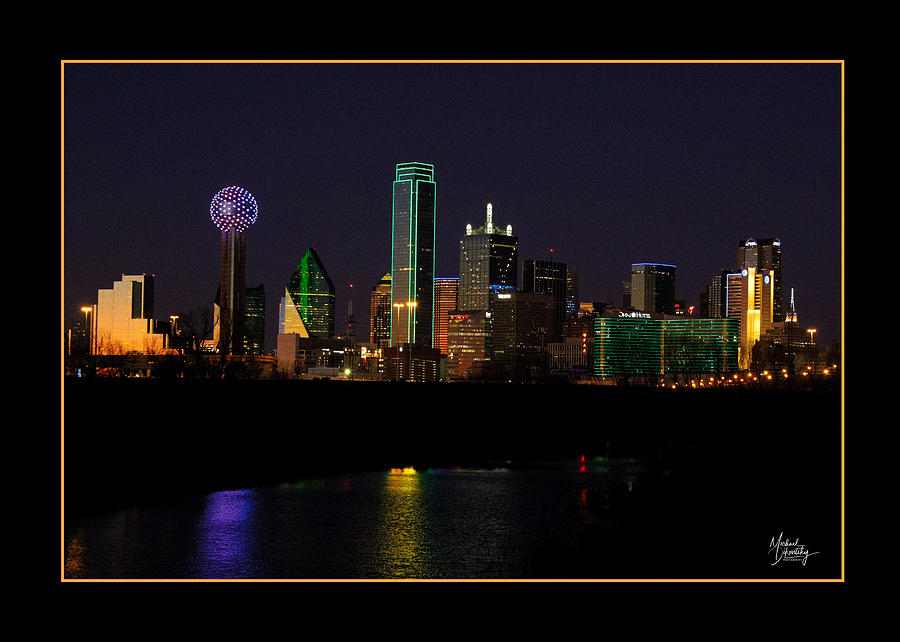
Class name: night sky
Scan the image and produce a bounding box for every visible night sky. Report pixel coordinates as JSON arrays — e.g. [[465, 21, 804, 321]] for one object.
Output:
[[62, 61, 842, 353]]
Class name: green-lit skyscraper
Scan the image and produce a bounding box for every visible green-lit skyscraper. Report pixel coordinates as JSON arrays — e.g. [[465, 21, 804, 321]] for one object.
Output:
[[281, 247, 335, 338], [390, 162, 436, 347]]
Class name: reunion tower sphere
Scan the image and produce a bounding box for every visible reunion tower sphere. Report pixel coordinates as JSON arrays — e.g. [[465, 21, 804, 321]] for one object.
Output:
[[210, 185, 259, 232]]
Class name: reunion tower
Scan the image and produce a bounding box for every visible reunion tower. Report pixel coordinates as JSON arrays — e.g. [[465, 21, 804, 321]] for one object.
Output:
[[210, 185, 258, 355]]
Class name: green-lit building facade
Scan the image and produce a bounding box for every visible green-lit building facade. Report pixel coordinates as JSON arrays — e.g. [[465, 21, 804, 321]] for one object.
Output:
[[283, 247, 336, 338], [391, 162, 436, 347], [593, 313, 738, 377]]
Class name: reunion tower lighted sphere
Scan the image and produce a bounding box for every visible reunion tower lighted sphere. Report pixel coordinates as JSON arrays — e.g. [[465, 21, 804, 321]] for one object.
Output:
[[210, 185, 259, 232], [211, 185, 258, 356]]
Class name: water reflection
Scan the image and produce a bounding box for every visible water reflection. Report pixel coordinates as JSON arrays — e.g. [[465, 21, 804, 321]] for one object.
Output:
[[376, 469, 436, 578], [191, 489, 258, 578], [65, 532, 86, 576]]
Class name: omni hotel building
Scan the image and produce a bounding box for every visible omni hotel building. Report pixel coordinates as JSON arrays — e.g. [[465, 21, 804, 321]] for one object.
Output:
[[593, 311, 738, 378]]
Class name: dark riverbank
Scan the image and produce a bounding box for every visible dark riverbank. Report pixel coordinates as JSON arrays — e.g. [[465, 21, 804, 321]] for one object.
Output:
[[62, 378, 842, 578]]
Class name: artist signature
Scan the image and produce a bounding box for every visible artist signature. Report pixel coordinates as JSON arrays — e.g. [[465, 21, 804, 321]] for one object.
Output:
[[768, 532, 820, 566]]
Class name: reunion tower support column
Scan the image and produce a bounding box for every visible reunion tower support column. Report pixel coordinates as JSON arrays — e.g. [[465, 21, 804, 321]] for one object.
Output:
[[210, 186, 259, 356]]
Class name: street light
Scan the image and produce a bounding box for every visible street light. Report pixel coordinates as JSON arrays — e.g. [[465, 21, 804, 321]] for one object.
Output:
[[393, 303, 404, 345], [81, 306, 92, 354], [404, 301, 417, 344], [807, 329, 818, 374]]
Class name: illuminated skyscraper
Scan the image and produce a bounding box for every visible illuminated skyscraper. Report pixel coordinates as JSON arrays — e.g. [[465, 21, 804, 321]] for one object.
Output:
[[210, 185, 259, 355], [369, 272, 392, 349], [459, 203, 518, 313], [447, 310, 491, 379], [91, 273, 168, 354], [281, 248, 336, 338], [734, 266, 776, 369], [390, 162, 436, 347], [737, 237, 783, 321], [523, 258, 568, 341], [631, 263, 677, 315], [433, 277, 459, 354]]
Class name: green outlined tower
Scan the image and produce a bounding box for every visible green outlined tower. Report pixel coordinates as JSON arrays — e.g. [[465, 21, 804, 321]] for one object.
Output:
[[390, 162, 436, 347], [282, 247, 336, 338]]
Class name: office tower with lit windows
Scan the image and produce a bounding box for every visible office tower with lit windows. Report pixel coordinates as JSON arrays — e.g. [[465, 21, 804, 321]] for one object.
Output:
[[281, 247, 336, 338], [701, 269, 732, 318], [390, 162, 436, 347], [459, 203, 518, 313], [382, 343, 443, 382], [523, 258, 568, 342], [446, 310, 491, 379], [369, 272, 392, 349], [243, 283, 265, 355], [433, 277, 459, 354], [91, 273, 168, 354], [631, 263, 677, 315], [725, 272, 744, 320], [737, 237, 783, 321], [210, 185, 259, 355]]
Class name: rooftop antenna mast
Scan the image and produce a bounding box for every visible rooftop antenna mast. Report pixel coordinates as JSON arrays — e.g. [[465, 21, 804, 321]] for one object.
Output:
[[346, 283, 356, 346]]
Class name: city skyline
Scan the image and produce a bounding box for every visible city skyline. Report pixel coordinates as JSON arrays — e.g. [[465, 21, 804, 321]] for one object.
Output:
[[62, 61, 842, 353]]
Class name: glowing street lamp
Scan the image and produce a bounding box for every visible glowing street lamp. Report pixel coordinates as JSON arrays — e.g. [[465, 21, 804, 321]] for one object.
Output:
[[81, 306, 92, 353], [393, 303, 404, 345]]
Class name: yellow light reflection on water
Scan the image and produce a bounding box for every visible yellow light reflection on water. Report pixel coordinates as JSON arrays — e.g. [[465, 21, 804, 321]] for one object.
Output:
[[377, 467, 435, 578]]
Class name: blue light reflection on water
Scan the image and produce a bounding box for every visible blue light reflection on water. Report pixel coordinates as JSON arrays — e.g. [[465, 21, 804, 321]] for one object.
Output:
[[64, 466, 628, 579], [191, 489, 258, 579]]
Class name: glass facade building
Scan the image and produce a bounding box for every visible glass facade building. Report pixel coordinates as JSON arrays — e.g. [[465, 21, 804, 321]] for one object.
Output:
[[523, 258, 568, 341], [593, 313, 739, 377], [459, 203, 518, 313], [631, 263, 677, 315], [391, 162, 436, 347], [283, 247, 336, 338], [243, 283, 265, 355], [491, 291, 556, 382]]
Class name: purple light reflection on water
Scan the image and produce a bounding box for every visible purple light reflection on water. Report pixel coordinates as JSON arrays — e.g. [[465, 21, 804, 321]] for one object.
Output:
[[191, 489, 258, 579]]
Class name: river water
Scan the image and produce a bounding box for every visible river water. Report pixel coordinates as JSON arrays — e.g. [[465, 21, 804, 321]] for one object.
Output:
[[64, 464, 646, 580]]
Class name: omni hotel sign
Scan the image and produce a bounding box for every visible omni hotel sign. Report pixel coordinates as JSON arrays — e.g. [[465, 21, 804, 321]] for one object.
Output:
[[608, 310, 663, 320]]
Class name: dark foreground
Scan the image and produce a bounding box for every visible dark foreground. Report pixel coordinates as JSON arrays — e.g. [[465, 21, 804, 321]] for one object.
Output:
[[62, 379, 843, 579]]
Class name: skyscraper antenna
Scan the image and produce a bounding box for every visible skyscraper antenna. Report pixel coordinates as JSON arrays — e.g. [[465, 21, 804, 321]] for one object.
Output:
[[347, 283, 356, 343]]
